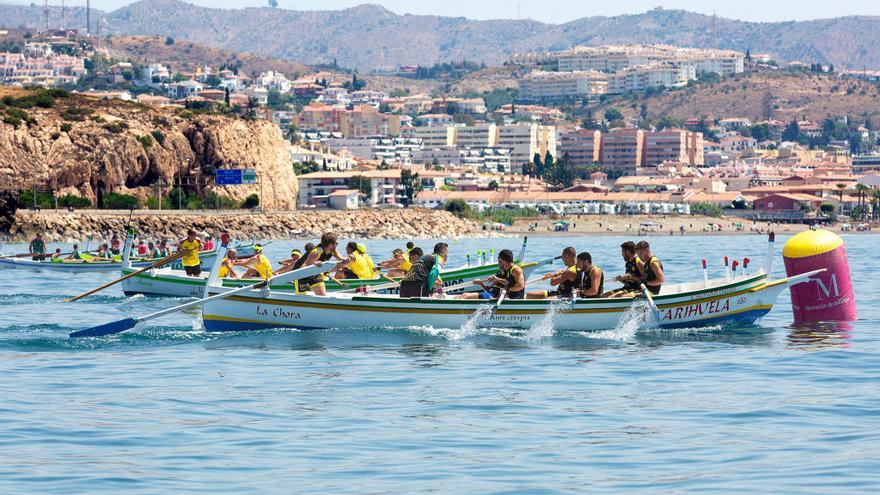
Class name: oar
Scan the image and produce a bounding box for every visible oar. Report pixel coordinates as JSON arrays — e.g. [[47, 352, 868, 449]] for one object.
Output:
[[69, 261, 340, 338], [640, 283, 661, 324], [489, 289, 507, 317], [0, 251, 69, 259], [330, 275, 350, 288], [65, 250, 188, 302]]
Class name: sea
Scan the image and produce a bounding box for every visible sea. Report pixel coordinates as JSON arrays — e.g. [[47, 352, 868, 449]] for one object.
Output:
[[0, 234, 877, 494]]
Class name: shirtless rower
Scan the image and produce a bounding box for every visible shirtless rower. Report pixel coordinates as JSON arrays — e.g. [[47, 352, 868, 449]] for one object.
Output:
[[605, 241, 642, 298], [576, 252, 604, 298]]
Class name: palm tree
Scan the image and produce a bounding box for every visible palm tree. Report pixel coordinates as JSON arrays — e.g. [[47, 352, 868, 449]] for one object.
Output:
[[855, 183, 871, 220], [836, 183, 847, 215], [872, 189, 880, 221]]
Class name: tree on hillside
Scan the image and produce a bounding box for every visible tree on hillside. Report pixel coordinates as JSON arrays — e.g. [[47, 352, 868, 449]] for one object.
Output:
[[348, 175, 372, 197], [532, 153, 543, 178], [782, 120, 800, 142], [604, 108, 623, 122]]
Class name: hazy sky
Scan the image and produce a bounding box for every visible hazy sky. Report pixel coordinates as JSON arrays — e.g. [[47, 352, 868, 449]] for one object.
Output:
[[63, 0, 880, 23]]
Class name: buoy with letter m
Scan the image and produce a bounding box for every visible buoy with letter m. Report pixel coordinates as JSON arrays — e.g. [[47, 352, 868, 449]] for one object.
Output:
[[783, 229, 856, 323]]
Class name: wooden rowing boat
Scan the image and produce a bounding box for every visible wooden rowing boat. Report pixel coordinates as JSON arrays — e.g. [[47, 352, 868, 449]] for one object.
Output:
[[0, 241, 256, 273], [199, 269, 822, 333], [119, 257, 556, 297]]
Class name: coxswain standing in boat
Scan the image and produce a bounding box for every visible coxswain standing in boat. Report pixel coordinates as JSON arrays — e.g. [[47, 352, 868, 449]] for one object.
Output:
[[218, 248, 240, 279], [604, 241, 642, 298], [458, 249, 525, 300], [291, 232, 347, 296], [178, 230, 202, 277], [110, 235, 121, 255], [527, 246, 579, 299], [576, 252, 604, 298], [238, 244, 273, 280], [399, 243, 448, 297], [635, 240, 664, 295], [29, 233, 46, 261]]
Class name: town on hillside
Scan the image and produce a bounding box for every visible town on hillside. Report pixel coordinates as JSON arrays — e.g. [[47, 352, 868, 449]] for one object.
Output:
[[2, 25, 880, 229]]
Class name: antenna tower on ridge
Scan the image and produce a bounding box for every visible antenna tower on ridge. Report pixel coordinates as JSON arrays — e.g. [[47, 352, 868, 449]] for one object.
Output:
[[43, 0, 49, 33]]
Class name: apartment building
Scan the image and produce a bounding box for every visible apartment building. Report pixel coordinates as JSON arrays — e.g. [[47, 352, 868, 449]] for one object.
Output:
[[554, 45, 744, 76], [608, 62, 694, 94], [601, 129, 645, 174], [401, 126, 456, 148], [518, 70, 608, 102], [456, 124, 498, 148], [497, 124, 557, 173], [297, 170, 406, 207], [643, 130, 704, 166], [558, 129, 602, 167], [296, 103, 401, 138]]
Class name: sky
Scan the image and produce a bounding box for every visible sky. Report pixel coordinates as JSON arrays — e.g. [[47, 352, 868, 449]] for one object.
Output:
[[34, 0, 880, 23]]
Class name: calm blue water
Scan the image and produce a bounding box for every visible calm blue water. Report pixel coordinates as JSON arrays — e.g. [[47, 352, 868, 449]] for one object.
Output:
[[0, 234, 878, 494]]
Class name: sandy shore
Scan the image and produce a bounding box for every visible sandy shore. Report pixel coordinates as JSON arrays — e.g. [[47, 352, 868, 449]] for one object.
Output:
[[506, 215, 874, 237]]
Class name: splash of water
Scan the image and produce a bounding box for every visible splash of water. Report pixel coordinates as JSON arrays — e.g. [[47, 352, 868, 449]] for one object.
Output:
[[525, 299, 566, 340], [449, 303, 495, 341], [590, 298, 654, 341]]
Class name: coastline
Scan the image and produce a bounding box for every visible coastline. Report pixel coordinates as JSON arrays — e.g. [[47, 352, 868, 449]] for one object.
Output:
[[4, 209, 873, 242]]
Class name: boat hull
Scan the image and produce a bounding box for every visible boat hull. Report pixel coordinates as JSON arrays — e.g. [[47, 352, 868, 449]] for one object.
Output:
[[120, 258, 554, 298], [0, 242, 255, 273], [201, 273, 786, 333]]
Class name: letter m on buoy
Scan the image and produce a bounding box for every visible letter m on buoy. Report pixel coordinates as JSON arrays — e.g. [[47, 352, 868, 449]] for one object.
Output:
[[814, 274, 840, 300]]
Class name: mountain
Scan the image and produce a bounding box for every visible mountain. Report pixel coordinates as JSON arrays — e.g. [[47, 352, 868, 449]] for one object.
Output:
[[3, 1, 880, 70], [591, 70, 880, 124]]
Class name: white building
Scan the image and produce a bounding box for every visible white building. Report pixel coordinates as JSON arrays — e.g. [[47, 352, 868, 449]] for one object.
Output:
[[256, 71, 292, 92], [608, 62, 694, 94], [518, 70, 608, 102]]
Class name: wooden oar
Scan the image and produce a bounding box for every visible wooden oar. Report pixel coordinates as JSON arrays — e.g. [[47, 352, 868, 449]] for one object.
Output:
[[65, 251, 188, 302], [640, 283, 661, 323], [489, 289, 507, 317], [69, 261, 340, 338], [0, 251, 66, 259]]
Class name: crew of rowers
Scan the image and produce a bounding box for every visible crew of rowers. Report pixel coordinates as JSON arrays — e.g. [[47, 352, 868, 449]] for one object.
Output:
[[458, 240, 663, 301], [215, 231, 664, 300], [26, 231, 211, 264]]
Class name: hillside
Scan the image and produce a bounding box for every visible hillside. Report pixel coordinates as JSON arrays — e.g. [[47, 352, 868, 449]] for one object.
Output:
[[4, 2, 880, 70], [592, 70, 880, 124], [96, 36, 312, 78], [0, 88, 297, 211]]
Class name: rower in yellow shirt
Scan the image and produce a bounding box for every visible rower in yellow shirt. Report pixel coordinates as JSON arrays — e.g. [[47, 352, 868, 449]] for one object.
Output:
[[338, 242, 377, 279], [177, 229, 202, 277], [238, 244, 273, 280]]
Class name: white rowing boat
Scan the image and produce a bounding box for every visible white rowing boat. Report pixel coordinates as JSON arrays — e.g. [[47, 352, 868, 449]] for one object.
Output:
[[199, 269, 821, 333], [0, 241, 256, 273]]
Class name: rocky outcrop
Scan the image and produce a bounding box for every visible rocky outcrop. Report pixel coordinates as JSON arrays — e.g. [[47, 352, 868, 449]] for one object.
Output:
[[9, 209, 484, 242], [0, 90, 296, 210]]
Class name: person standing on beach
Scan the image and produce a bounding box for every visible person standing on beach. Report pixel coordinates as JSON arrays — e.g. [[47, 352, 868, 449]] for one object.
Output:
[[29, 233, 46, 261], [178, 230, 202, 277]]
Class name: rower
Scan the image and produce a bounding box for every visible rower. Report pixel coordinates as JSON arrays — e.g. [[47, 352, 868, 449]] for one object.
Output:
[[110, 235, 121, 255], [218, 248, 240, 279], [406, 247, 422, 273], [399, 243, 448, 298], [605, 241, 642, 298], [458, 249, 525, 300], [29, 233, 46, 261], [337, 242, 377, 280], [178, 230, 203, 277], [146, 242, 157, 259], [636, 240, 664, 295], [291, 232, 346, 296], [135, 239, 148, 257], [576, 252, 604, 298], [379, 248, 408, 277], [203, 235, 215, 251], [51, 248, 63, 261], [65, 244, 82, 262], [274, 249, 302, 275], [527, 247, 579, 299], [239, 244, 272, 280]]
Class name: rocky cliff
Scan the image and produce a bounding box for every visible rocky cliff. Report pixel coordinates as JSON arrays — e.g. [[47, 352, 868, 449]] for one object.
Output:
[[0, 88, 297, 211]]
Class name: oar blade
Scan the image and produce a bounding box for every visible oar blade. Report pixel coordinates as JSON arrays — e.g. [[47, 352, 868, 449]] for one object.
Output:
[[69, 318, 138, 338]]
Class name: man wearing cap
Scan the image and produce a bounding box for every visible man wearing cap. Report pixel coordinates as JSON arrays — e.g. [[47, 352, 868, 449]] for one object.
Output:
[[178, 229, 202, 277], [238, 244, 273, 280]]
